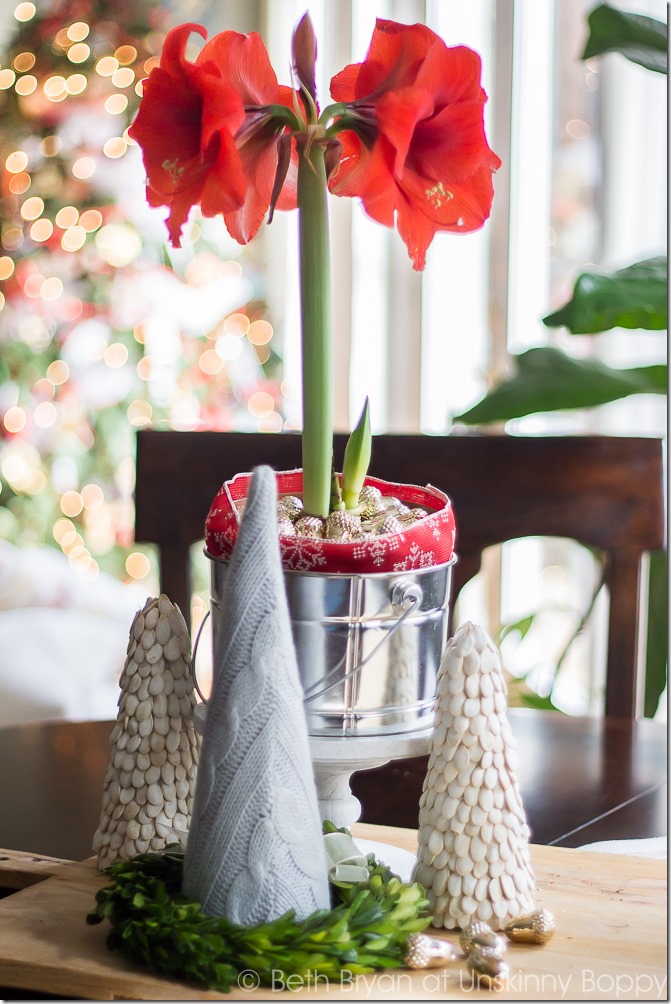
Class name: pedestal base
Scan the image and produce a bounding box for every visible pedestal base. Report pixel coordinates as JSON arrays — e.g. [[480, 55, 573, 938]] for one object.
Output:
[[309, 731, 432, 829]]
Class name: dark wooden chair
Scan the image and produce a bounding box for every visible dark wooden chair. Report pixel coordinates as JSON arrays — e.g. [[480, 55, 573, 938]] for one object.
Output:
[[135, 430, 664, 718]]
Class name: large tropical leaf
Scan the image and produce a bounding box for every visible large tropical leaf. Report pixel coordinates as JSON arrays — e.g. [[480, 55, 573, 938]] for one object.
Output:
[[543, 257, 667, 334], [582, 4, 668, 73], [643, 549, 668, 718], [455, 346, 666, 425]]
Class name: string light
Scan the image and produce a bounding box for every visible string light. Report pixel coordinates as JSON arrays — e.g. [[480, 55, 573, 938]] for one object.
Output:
[[8, 172, 30, 194], [103, 342, 128, 367], [20, 196, 44, 220], [72, 156, 95, 179], [52, 517, 75, 543], [247, 319, 273, 345], [61, 226, 87, 252], [3, 407, 27, 433], [67, 22, 90, 42], [66, 73, 87, 95], [34, 401, 57, 427], [15, 74, 37, 95], [40, 276, 63, 301], [126, 552, 150, 579], [55, 206, 79, 229], [247, 391, 275, 418], [104, 93, 128, 115], [39, 136, 61, 157], [95, 56, 118, 77], [29, 218, 53, 242], [43, 75, 68, 100], [13, 51, 35, 71], [47, 360, 69, 385], [0, 257, 15, 280], [112, 67, 134, 88], [79, 209, 103, 232], [225, 313, 250, 336], [199, 349, 224, 375], [60, 490, 84, 517], [0, 69, 16, 88], [67, 43, 90, 64], [6, 150, 28, 173], [103, 137, 127, 158], [2, 227, 24, 251], [81, 483, 104, 510], [115, 45, 137, 65], [127, 400, 152, 427], [14, 3, 36, 23]]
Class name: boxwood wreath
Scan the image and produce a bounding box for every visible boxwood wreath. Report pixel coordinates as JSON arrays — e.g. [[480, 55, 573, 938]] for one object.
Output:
[[87, 824, 431, 992]]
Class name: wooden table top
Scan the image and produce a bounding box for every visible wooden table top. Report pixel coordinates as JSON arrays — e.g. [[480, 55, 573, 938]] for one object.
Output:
[[0, 710, 664, 862], [0, 823, 666, 1001]]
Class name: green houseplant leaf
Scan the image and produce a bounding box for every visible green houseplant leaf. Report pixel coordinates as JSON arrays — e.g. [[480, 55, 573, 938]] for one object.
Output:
[[581, 3, 668, 73], [643, 550, 668, 717], [543, 257, 668, 334], [455, 346, 666, 425]]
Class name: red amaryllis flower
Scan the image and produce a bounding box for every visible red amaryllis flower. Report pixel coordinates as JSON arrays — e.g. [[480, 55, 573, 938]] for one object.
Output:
[[328, 19, 501, 270], [197, 31, 299, 243], [129, 24, 297, 247]]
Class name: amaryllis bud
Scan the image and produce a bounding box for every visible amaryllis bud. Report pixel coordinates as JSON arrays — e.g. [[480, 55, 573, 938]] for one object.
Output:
[[292, 12, 317, 103], [341, 397, 371, 511]]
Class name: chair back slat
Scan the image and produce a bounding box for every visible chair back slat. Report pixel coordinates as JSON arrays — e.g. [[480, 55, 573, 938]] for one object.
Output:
[[135, 430, 665, 717]]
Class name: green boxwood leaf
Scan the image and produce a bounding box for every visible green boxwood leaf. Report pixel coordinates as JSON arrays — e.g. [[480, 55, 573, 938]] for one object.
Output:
[[543, 257, 667, 333], [581, 3, 668, 73], [455, 346, 666, 425]]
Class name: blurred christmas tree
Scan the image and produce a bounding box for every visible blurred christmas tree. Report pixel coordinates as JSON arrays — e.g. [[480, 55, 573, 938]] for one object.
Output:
[[0, 0, 285, 588]]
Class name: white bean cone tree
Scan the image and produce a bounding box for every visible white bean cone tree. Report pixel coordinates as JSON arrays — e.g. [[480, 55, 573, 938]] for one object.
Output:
[[93, 595, 200, 870], [413, 622, 535, 929]]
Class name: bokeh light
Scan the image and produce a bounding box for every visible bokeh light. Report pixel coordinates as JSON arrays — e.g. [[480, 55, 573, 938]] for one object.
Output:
[[6, 150, 28, 173], [13, 51, 35, 71], [67, 43, 90, 64], [3, 406, 27, 433], [47, 360, 69, 385], [126, 552, 150, 579], [60, 490, 84, 517], [15, 74, 37, 95], [29, 218, 54, 242], [0, 257, 15, 280], [14, 3, 36, 22], [72, 156, 96, 179], [55, 206, 79, 229]]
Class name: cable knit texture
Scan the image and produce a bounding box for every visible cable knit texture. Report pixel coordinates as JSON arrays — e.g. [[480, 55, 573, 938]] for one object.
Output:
[[182, 465, 330, 923]]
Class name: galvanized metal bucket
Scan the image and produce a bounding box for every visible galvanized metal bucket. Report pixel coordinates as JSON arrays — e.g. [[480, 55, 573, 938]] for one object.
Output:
[[208, 554, 454, 737]]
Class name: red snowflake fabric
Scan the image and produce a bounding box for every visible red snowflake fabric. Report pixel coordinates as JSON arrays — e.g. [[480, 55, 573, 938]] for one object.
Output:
[[205, 469, 456, 575]]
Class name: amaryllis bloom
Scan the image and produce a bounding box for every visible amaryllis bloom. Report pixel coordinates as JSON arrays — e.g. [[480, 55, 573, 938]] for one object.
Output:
[[329, 19, 501, 269], [129, 24, 297, 247]]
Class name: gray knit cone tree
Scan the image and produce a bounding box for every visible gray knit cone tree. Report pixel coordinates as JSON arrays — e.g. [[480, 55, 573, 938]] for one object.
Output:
[[414, 622, 535, 929], [182, 465, 330, 924], [93, 595, 200, 870]]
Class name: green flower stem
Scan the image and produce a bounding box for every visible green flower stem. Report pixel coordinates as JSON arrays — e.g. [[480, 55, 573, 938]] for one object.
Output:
[[297, 140, 333, 517]]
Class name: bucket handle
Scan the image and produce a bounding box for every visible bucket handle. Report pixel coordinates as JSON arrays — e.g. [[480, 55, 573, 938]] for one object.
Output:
[[191, 610, 211, 705], [301, 579, 422, 706], [192, 578, 423, 708]]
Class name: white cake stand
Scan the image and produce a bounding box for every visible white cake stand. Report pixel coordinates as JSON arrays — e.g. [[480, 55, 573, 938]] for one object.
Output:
[[194, 705, 431, 830], [309, 729, 432, 829]]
